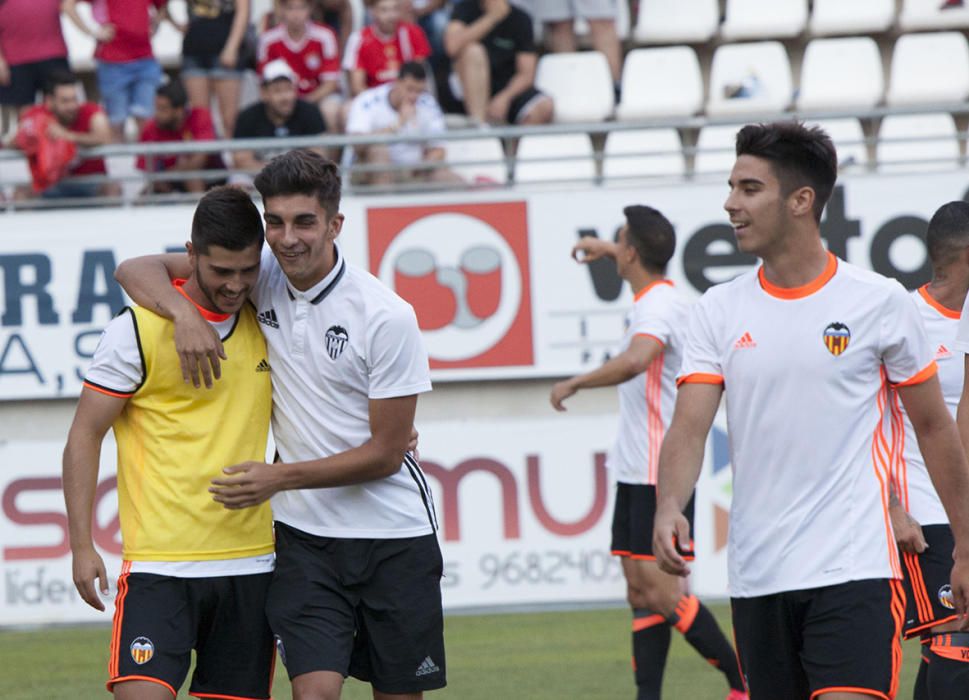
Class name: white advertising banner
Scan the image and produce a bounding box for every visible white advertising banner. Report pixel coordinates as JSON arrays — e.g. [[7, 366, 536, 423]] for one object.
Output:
[[0, 418, 731, 626], [0, 171, 956, 399]]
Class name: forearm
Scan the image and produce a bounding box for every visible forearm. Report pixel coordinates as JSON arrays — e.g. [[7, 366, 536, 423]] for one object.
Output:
[[307, 80, 339, 102], [69, 131, 110, 147], [958, 388, 969, 455], [63, 0, 96, 36], [276, 441, 407, 490], [445, 16, 500, 57], [62, 434, 102, 550], [224, 0, 250, 53], [918, 421, 969, 555], [114, 256, 190, 319], [233, 149, 260, 172], [656, 425, 706, 512], [493, 71, 532, 102], [174, 153, 208, 172], [566, 353, 643, 392]]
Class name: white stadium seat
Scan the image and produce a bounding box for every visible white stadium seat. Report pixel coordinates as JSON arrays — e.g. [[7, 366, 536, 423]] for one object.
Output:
[[693, 124, 745, 175], [616, 47, 703, 120], [535, 52, 615, 123], [796, 37, 884, 111], [446, 137, 508, 185], [809, 0, 896, 36], [899, 0, 969, 31], [514, 133, 596, 183], [602, 128, 686, 179], [633, 0, 720, 45], [720, 0, 808, 41], [877, 113, 961, 172], [806, 118, 870, 172], [887, 32, 969, 105], [706, 42, 794, 116]]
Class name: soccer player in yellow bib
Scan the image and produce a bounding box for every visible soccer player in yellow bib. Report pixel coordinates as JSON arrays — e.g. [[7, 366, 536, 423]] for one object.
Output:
[[63, 186, 276, 700]]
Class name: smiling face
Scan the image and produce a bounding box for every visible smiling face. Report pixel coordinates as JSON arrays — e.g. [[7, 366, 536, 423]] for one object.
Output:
[[187, 243, 262, 315], [724, 154, 793, 259], [262, 193, 344, 290]]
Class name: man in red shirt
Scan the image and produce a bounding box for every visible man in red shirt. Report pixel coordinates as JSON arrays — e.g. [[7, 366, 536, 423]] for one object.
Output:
[[343, 0, 432, 96], [0, 0, 69, 123], [257, 0, 344, 134], [10, 71, 118, 200], [137, 80, 225, 194], [63, 0, 172, 140]]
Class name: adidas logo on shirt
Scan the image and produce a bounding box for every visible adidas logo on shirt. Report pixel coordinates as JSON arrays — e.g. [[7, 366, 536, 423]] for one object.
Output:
[[936, 344, 953, 360], [415, 656, 440, 677], [256, 359, 271, 372], [734, 331, 757, 349], [257, 309, 279, 328]]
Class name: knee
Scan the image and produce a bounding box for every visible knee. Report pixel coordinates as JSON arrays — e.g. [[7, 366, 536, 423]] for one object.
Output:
[[523, 96, 554, 125], [455, 42, 487, 70]]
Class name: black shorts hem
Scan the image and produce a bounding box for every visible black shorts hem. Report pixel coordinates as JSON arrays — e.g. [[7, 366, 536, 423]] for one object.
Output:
[[808, 687, 889, 700]]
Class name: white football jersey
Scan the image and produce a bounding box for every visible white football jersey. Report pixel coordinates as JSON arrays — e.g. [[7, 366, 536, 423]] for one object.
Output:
[[609, 280, 689, 485], [679, 254, 935, 598], [251, 245, 436, 539], [896, 286, 961, 526]]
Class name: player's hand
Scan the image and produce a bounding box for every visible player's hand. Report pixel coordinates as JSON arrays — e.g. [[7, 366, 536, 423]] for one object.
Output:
[[93, 23, 116, 43], [173, 308, 227, 388], [653, 502, 692, 577], [550, 380, 577, 411], [889, 501, 927, 554], [210, 461, 279, 509], [72, 546, 109, 611], [949, 553, 969, 630], [571, 237, 614, 263]]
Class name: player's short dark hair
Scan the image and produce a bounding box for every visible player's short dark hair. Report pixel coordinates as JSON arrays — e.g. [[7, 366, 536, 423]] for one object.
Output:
[[43, 70, 78, 97], [735, 121, 837, 223], [398, 61, 427, 82], [156, 79, 188, 109], [254, 149, 342, 218], [926, 201, 969, 267], [191, 186, 264, 254], [623, 205, 676, 273]]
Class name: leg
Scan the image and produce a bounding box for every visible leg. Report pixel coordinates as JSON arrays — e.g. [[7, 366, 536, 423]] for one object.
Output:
[[373, 692, 422, 700], [112, 680, 175, 699], [587, 18, 623, 84], [544, 19, 578, 53], [517, 94, 555, 125], [731, 594, 808, 699], [360, 144, 395, 185], [451, 43, 490, 123], [184, 74, 212, 115], [921, 634, 969, 700], [622, 559, 674, 700], [292, 670, 345, 700], [212, 77, 242, 138]]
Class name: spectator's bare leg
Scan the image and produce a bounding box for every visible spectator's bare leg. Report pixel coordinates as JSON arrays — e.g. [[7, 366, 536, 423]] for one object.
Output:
[[185, 178, 207, 193], [452, 42, 490, 124], [320, 97, 344, 160], [545, 19, 578, 53], [520, 95, 554, 125], [363, 144, 395, 186], [588, 18, 622, 83], [212, 78, 241, 137], [424, 147, 464, 184]]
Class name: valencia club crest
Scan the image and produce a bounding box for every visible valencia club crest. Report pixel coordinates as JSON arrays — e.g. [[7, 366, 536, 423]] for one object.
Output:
[[823, 322, 850, 356]]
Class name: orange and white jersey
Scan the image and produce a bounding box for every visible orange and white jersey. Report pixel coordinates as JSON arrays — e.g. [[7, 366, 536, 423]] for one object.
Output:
[[896, 286, 961, 526], [679, 253, 935, 598], [609, 280, 689, 485]]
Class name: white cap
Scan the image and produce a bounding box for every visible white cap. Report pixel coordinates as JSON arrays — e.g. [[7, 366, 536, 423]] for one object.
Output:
[[261, 59, 297, 84]]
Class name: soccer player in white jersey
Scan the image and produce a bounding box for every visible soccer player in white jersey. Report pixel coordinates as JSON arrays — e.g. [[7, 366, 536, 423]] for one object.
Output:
[[653, 121, 969, 700], [115, 150, 443, 700], [891, 201, 969, 698], [549, 206, 747, 700]]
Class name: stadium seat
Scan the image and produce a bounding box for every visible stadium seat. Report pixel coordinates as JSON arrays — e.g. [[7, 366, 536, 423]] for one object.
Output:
[[535, 52, 615, 123], [602, 128, 686, 179], [720, 0, 808, 41], [633, 0, 720, 45], [877, 113, 961, 172], [805, 118, 869, 172], [886, 32, 969, 105], [706, 42, 794, 116], [616, 47, 703, 120], [796, 37, 884, 111], [693, 124, 745, 175], [446, 136, 508, 185], [513, 133, 597, 183], [899, 0, 969, 31], [808, 0, 896, 36]]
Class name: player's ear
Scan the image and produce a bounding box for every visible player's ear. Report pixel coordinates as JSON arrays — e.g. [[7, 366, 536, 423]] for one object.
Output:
[[326, 212, 345, 242], [789, 185, 815, 219]]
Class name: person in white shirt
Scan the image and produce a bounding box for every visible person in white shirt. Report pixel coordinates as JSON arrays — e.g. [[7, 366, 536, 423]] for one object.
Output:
[[549, 206, 747, 700], [891, 201, 969, 698], [344, 60, 461, 186], [653, 121, 969, 700], [115, 150, 444, 700]]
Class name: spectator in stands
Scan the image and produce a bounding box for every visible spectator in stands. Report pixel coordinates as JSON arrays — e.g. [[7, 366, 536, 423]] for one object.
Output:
[[176, 0, 250, 139], [345, 60, 461, 185], [409, 0, 453, 68], [442, 0, 553, 125], [232, 59, 326, 174], [343, 0, 432, 97], [258, 0, 345, 135], [62, 0, 172, 141], [0, 0, 69, 126], [137, 80, 225, 194], [533, 1, 623, 101], [258, 0, 353, 52], [10, 71, 120, 200]]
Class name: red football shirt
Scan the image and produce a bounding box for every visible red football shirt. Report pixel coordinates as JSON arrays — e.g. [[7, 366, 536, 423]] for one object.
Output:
[[136, 107, 223, 172], [257, 22, 341, 97], [62, 102, 108, 176], [342, 23, 431, 88], [86, 0, 165, 63]]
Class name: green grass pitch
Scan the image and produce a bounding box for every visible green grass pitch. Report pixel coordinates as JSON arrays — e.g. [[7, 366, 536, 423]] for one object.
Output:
[[0, 604, 924, 699]]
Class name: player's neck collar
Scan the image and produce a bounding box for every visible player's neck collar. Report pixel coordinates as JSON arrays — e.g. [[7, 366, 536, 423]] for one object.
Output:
[[758, 251, 837, 300]]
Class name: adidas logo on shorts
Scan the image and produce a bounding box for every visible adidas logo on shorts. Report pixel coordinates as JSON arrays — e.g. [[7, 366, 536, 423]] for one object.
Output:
[[257, 309, 279, 328], [415, 655, 440, 677]]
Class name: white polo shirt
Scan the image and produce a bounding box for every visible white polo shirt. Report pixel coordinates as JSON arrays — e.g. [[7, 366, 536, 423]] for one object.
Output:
[[251, 244, 436, 539], [345, 83, 446, 167], [679, 253, 935, 598], [898, 286, 961, 526], [609, 280, 688, 486]]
